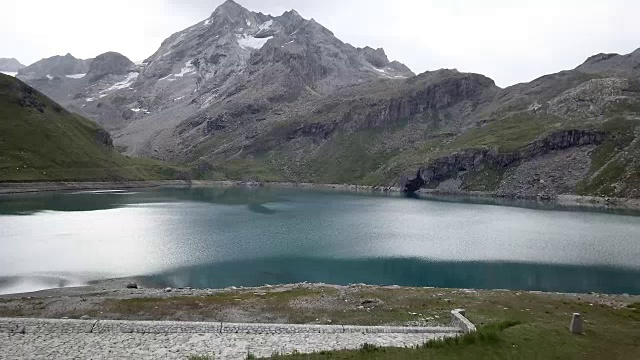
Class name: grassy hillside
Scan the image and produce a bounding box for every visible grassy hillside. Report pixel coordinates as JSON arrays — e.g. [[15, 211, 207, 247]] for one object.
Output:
[[0, 74, 185, 182]]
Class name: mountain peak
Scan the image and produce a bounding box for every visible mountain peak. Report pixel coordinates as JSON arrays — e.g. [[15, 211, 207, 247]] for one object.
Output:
[[213, 0, 249, 16], [576, 48, 640, 76], [87, 52, 135, 81], [0, 57, 26, 72], [282, 9, 302, 19]]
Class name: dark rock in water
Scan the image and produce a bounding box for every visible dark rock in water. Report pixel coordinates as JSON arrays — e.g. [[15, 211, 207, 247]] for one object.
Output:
[[126, 282, 138, 289], [402, 171, 426, 193]]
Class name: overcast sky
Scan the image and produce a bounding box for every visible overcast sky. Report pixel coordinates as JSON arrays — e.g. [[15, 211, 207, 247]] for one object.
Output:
[[1, 0, 638, 87]]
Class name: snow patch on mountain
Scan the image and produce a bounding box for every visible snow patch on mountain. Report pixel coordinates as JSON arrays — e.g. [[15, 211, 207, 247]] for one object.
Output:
[[158, 61, 195, 82], [175, 60, 196, 77], [259, 20, 273, 31], [102, 72, 138, 93], [46, 75, 53, 80], [65, 73, 86, 79], [0, 71, 17, 77], [237, 34, 272, 49]]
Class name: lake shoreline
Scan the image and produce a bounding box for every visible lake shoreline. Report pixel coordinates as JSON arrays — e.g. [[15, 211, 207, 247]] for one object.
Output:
[[1, 179, 639, 211], [0, 278, 638, 322]]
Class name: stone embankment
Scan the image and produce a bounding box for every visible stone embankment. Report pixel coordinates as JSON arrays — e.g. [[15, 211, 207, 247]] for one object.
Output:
[[0, 317, 464, 359]]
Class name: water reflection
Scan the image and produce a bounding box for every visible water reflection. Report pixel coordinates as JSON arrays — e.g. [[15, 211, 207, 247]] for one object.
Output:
[[143, 257, 640, 295], [0, 186, 284, 215], [1, 186, 640, 295]]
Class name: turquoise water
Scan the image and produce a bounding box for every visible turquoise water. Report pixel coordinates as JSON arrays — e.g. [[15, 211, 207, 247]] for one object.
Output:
[[1, 186, 639, 294]]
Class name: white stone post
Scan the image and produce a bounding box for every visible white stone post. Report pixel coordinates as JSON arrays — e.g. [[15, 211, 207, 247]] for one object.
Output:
[[570, 313, 582, 334]]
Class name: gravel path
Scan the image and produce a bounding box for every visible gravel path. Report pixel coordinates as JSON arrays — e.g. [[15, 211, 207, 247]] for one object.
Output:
[[0, 318, 460, 359]]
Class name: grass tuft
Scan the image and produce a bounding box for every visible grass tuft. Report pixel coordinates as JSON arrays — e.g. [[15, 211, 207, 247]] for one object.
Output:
[[423, 320, 521, 349]]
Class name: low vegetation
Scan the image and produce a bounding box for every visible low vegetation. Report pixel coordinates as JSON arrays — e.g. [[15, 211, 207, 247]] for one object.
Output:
[[1, 285, 638, 359], [0, 74, 185, 182], [268, 321, 523, 360]]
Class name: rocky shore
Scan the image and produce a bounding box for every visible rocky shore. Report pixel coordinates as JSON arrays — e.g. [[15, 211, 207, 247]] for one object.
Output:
[[2, 180, 639, 212], [1, 278, 637, 321], [2, 279, 639, 358]]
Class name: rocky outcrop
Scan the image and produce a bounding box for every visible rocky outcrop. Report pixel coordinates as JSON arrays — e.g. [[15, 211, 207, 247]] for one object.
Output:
[[87, 52, 135, 81], [358, 47, 389, 68], [547, 78, 635, 118], [576, 48, 640, 77], [402, 130, 606, 193], [497, 146, 596, 198], [284, 70, 497, 139], [95, 129, 114, 148], [370, 72, 495, 127]]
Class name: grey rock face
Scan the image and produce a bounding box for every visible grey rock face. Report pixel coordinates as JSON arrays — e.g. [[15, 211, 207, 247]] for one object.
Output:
[[17, 53, 92, 81], [96, 129, 114, 148], [0, 58, 25, 72], [87, 52, 135, 81], [402, 130, 606, 193], [575, 48, 640, 76], [22, 0, 414, 147]]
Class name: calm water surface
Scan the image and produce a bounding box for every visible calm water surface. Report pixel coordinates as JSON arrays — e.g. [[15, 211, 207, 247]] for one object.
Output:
[[1, 186, 639, 295]]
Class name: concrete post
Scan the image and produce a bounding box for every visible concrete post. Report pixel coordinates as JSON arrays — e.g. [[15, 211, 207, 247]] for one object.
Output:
[[570, 313, 582, 334]]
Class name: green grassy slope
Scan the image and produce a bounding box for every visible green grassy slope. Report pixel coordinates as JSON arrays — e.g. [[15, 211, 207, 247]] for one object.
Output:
[[0, 74, 184, 182]]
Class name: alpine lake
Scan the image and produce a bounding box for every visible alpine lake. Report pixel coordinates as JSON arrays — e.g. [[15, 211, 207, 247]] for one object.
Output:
[[1, 186, 639, 295]]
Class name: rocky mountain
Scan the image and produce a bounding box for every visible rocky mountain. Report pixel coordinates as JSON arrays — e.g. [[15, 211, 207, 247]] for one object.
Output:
[[0, 58, 25, 73], [0, 74, 181, 181], [17, 53, 92, 81], [15, 51, 143, 130], [576, 48, 640, 77], [21, 0, 414, 134], [86, 52, 135, 81], [18, 0, 640, 199]]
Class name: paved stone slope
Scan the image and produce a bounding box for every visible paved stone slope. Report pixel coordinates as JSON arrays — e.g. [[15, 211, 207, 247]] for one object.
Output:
[[0, 318, 459, 359]]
